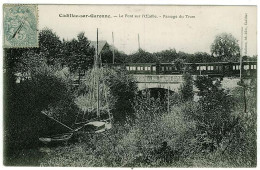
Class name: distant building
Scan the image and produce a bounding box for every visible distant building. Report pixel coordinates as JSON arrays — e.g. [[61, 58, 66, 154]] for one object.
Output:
[[90, 41, 110, 56], [90, 41, 116, 64]]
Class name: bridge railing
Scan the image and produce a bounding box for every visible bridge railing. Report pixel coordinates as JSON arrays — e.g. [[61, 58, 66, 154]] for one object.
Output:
[[132, 74, 184, 83]]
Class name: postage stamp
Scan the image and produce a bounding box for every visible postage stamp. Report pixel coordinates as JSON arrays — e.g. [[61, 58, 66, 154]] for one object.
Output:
[[3, 4, 38, 48]]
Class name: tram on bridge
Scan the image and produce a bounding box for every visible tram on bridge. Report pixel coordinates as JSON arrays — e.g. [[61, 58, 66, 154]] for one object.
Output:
[[114, 61, 257, 78]]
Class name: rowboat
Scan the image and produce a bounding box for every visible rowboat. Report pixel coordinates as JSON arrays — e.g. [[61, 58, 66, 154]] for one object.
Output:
[[39, 132, 73, 144]]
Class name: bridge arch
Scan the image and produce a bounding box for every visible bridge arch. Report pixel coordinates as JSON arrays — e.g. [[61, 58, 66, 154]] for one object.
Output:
[[136, 82, 181, 92], [138, 87, 176, 102]]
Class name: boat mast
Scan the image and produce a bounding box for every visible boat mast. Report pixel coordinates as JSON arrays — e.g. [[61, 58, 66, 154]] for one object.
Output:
[[96, 28, 100, 117], [167, 84, 170, 113], [240, 26, 243, 81], [138, 33, 140, 50], [112, 32, 115, 64]]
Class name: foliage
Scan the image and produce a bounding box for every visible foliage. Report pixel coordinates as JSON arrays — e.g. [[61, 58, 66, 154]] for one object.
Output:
[[63, 32, 95, 73], [210, 33, 240, 62], [99, 45, 128, 64], [179, 73, 194, 101], [189, 76, 237, 151], [75, 67, 137, 122], [127, 49, 158, 63], [154, 49, 178, 63], [186, 52, 216, 63], [4, 60, 77, 154], [194, 76, 221, 96], [38, 28, 63, 65], [75, 67, 116, 121], [104, 67, 138, 122], [6, 83, 257, 167]]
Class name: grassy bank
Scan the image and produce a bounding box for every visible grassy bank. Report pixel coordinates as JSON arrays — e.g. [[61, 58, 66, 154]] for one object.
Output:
[[36, 84, 256, 167], [4, 77, 256, 167]]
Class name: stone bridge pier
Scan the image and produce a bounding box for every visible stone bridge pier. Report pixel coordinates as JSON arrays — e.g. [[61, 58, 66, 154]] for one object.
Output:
[[133, 75, 184, 92]]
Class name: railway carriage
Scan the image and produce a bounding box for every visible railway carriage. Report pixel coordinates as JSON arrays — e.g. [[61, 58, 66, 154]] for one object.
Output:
[[125, 63, 157, 74], [108, 61, 256, 78], [158, 63, 182, 75], [184, 61, 257, 78], [184, 62, 224, 77]]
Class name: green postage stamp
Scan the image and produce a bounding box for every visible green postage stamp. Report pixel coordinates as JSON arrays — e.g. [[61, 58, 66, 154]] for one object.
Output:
[[3, 4, 38, 48]]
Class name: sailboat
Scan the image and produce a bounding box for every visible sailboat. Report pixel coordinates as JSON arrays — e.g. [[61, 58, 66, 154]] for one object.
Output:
[[38, 111, 74, 144], [74, 28, 113, 134], [38, 29, 113, 144]]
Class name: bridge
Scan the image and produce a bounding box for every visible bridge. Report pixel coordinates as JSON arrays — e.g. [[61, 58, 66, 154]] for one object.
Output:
[[133, 74, 184, 91], [133, 74, 245, 92]]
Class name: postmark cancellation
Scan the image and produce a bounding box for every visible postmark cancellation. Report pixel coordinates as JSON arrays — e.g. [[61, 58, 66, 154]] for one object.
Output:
[[3, 4, 38, 48]]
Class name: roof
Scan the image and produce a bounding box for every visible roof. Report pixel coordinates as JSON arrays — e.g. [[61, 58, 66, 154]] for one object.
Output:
[[90, 41, 108, 55]]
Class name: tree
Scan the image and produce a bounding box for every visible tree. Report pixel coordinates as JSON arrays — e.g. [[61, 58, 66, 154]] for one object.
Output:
[[127, 49, 157, 63], [38, 28, 63, 65], [210, 33, 240, 62], [185, 52, 216, 63], [154, 48, 178, 63], [99, 44, 128, 64], [64, 32, 95, 74]]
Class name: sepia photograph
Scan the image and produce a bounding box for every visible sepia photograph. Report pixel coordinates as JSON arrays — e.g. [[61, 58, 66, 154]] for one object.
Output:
[[2, 3, 257, 167]]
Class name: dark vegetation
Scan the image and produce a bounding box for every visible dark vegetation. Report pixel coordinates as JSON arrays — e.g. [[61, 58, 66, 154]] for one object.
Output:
[[3, 28, 257, 167]]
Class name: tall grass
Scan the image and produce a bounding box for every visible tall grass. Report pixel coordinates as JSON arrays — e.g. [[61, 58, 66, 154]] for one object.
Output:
[[7, 74, 256, 167], [39, 80, 256, 167]]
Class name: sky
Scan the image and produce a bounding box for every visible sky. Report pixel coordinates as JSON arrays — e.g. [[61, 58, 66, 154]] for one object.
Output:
[[38, 5, 257, 56]]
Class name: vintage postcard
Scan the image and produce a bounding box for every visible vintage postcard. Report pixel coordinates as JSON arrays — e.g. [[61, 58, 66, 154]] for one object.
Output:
[[2, 4, 257, 167]]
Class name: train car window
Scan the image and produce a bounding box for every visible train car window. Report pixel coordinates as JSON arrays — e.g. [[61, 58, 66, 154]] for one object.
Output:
[[233, 65, 236, 70], [137, 66, 140, 70], [147, 67, 151, 71], [152, 66, 156, 71], [161, 67, 164, 71], [201, 66, 206, 70], [196, 66, 200, 70], [126, 66, 130, 70], [141, 67, 144, 71], [244, 65, 249, 70], [169, 67, 172, 71], [207, 66, 213, 70], [144, 66, 147, 71], [133, 67, 136, 71]]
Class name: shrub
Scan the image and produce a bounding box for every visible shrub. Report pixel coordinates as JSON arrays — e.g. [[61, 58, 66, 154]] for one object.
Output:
[[4, 63, 77, 155], [179, 72, 194, 101], [75, 67, 138, 123], [189, 76, 237, 152], [104, 67, 138, 122]]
